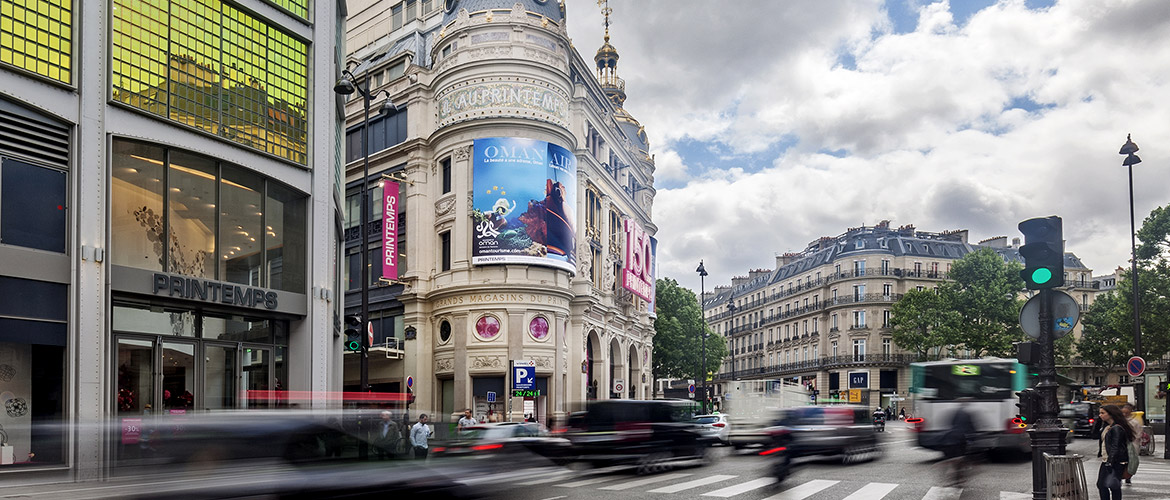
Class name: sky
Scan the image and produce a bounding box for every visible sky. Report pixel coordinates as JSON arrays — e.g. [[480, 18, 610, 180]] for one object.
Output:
[[562, 0, 1170, 295]]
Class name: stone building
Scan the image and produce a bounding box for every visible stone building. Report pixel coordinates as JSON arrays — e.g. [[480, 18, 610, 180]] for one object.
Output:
[[341, 0, 657, 425]]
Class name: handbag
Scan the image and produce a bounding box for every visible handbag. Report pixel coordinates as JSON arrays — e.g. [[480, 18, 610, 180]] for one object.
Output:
[[1122, 440, 1140, 479]]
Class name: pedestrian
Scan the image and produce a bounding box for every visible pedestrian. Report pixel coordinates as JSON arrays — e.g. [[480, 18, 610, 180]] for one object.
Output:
[[945, 399, 976, 485], [886, 406, 893, 418], [410, 413, 431, 460], [1096, 405, 1134, 500], [1120, 403, 1142, 484], [457, 408, 478, 434], [899, 408, 906, 420], [372, 411, 399, 459]]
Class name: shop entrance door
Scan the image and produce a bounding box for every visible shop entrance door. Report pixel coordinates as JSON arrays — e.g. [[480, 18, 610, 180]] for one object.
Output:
[[114, 336, 274, 412]]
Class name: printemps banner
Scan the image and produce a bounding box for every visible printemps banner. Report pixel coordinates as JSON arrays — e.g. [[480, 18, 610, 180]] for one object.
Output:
[[471, 138, 577, 273], [622, 219, 656, 302]]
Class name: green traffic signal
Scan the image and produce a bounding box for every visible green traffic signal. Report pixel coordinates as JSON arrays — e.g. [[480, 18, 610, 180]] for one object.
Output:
[[346, 339, 361, 351], [1031, 268, 1052, 284]]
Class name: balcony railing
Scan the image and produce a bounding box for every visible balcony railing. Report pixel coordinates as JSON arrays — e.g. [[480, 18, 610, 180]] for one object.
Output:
[[713, 353, 983, 381]]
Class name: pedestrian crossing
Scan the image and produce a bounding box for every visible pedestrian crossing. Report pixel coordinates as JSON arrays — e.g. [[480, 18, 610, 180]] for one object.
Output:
[[500, 466, 1170, 499]]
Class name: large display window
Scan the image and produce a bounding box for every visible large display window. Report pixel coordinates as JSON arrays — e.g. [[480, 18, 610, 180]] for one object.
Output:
[[0, 277, 66, 468], [111, 139, 308, 294]]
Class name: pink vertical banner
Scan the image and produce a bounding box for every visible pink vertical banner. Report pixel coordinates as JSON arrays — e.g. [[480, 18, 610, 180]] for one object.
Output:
[[383, 180, 400, 281]]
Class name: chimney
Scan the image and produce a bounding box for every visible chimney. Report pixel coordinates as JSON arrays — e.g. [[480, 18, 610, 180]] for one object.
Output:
[[979, 236, 1008, 248], [1012, 237, 1021, 247], [776, 252, 800, 268], [748, 268, 770, 281]]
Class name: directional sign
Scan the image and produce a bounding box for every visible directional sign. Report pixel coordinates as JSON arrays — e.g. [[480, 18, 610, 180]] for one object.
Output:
[[513, 363, 535, 390], [1020, 291, 1080, 339], [1127, 356, 1146, 378]]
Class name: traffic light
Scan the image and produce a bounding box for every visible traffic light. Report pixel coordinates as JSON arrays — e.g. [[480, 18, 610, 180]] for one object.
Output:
[[1015, 341, 1038, 365], [1015, 388, 1037, 423], [344, 315, 363, 352], [1018, 216, 1064, 289]]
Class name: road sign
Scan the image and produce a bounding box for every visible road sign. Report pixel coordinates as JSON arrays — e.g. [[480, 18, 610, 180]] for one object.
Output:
[[367, 321, 374, 348], [613, 380, 625, 393], [1127, 356, 1146, 378], [1020, 291, 1080, 339], [486, 391, 496, 403], [688, 384, 696, 394], [406, 376, 413, 389], [513, 364, 535, 390]]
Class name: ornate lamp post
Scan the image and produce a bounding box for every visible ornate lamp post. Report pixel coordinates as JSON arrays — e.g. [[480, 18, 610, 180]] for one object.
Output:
[[1119, 135, 1145, 414]]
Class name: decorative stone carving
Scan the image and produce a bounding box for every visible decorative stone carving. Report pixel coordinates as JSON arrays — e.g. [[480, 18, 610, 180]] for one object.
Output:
[[436, 357, 454, 373], [535, 356, 552, 370], [602, 254, 616, 291], [454, 145, 472, 161], [435, 196, 456, 217], [511, 3, 525, 18], [471, 356, 503, 370], [576, 241, 592, 278]]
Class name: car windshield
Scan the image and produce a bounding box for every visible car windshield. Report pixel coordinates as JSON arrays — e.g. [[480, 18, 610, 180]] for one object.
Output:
[[694, 416, 720, 424]]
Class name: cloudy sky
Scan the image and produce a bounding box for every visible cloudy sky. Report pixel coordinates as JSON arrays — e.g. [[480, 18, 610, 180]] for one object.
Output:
[[561, 0, 1170, 294]]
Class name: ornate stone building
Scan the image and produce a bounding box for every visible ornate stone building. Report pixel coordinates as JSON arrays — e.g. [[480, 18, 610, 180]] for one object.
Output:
[[342, 0, 657, 425], [701, 221, 1099, 410]]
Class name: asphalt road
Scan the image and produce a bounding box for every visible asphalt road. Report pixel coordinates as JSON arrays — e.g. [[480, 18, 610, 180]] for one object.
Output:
[[486, 421, 1170, 500]]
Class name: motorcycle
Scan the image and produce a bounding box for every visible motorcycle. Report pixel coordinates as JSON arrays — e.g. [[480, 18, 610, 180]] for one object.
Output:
[[872, 414, 885, 432]]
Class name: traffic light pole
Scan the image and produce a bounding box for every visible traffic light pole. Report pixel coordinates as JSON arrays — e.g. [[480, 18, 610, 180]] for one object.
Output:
[[1028, 288, 1068, 500]]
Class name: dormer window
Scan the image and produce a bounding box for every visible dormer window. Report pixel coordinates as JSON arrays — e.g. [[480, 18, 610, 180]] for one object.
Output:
[[855, 239, 864, 249]]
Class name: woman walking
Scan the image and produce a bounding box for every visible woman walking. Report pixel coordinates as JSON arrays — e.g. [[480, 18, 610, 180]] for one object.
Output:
[[1097, 405, 1134, 499]]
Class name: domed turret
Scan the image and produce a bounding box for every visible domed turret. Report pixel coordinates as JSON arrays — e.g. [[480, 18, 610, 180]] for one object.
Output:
[[441, 0, 564, 26]]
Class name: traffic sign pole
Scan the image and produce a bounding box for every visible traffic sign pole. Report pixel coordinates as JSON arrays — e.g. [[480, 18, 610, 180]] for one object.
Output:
[[1027, 288, 1068, 500]]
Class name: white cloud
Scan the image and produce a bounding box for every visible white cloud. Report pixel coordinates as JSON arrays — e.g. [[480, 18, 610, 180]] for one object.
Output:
[[565, 0, 1170, 291]]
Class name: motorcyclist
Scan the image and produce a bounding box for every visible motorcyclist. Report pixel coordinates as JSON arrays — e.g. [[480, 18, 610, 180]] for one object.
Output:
[[872, 407, 886, 431]]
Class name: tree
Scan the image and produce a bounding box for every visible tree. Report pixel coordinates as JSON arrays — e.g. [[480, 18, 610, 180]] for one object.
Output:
[[938, 247, 1027, 357], [888, 247, 1026, 358], [653, 278, 727, 388], [889, 289, 953, 360], [1077, 291, 1133, 379]]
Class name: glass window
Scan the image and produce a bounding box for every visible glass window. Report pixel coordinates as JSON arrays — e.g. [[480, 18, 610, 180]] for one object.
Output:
[[161, 341, 195, 413], [203, 316, 272, 343], [167, 152, 217, 279], [266, 182, 307, 293], [204, 344, 236, 410], [112, 142, 166, 270], [440, 231, 451, 271], [266, 0, 308, 20], [241, 347, 271, 408], [441, 157, 451, 193], [0, 0, 73, 83], [113, 305, 196, 337], [1, 158, 66, 252], [112, 0, 308, 164], [346, 249, 360, 290], [220, 165, 263, 286]]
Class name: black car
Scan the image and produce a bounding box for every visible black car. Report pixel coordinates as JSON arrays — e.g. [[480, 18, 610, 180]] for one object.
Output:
[[431, 422, 571, 467], [769, 405, 882, 463], [564, 399, 715, 474], [1059, 402, 1099, 438]]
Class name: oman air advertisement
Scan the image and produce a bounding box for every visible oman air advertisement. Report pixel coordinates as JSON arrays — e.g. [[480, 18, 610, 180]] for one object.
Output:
[[471, 137, 577, 273]]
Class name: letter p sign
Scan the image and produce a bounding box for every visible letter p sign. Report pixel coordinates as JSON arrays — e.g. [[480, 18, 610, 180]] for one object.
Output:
[[513, 366, 535, 390]]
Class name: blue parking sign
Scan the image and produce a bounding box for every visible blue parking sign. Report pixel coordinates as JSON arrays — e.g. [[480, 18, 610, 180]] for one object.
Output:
[[513, 365, 535, 390]]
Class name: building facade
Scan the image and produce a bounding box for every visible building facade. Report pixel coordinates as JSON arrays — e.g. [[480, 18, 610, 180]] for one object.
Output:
[[340, 0, 657, 426], [701, 221, 1099, 410], [0, 0, 345, 482]]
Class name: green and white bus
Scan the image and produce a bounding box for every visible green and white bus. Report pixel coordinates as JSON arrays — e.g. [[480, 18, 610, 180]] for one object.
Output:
[[908, 358, 1033, 454]]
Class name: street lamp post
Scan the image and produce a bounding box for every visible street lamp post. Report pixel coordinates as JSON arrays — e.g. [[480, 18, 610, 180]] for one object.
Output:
[[1119, 135, 1144, 414], [335, 66, 393, 460], [696, 261, 708, 412], [728, 299, 737, 381]]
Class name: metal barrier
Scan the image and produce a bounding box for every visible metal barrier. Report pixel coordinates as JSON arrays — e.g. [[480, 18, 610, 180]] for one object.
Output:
[[1139, 425, 1156, 456], [1044, 453, 1088, 500]]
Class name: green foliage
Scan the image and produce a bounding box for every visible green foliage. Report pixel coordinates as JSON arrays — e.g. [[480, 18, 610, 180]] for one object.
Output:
[[889, 247, 1026, 358], [1077, 291, 1133, 373], [653, 278, 727, 384]]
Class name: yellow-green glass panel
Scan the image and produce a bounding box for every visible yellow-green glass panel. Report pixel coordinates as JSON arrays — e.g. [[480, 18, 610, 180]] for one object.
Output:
[[0, 0, 72, 84], [265, 0, 307, 21], [110, 0, 308, 165]]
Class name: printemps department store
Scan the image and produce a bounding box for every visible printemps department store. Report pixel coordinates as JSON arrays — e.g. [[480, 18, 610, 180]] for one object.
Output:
[[0, 0, 346, 482]]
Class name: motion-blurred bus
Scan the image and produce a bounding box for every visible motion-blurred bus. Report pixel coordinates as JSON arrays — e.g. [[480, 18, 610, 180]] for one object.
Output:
[[907, 358, 1032, 455]]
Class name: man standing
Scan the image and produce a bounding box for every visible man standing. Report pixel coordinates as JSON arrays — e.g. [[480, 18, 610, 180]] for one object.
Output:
[[457, 409, 478, 434], [373, 411, 399, 459], [1121, 403, 1142, 484], [410, 413, 431, 459]]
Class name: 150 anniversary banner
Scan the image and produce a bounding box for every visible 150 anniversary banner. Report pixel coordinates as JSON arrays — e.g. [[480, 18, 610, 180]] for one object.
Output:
[[472, 137, 577, 273]]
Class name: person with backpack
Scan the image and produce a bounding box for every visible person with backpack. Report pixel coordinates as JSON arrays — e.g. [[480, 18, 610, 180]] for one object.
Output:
[[1097, 405, 1135, 499]]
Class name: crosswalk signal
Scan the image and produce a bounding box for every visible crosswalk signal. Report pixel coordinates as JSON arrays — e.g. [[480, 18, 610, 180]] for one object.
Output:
[[344, 315, 363, 352], [1018, 216, 1064, 290]]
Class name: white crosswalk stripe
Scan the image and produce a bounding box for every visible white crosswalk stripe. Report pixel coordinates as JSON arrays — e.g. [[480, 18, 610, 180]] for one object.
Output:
[[921, 486, 962, 500], [598, 473, 692, 491], [999, 492, 1030, 500], [841, 482, 898, 500], [556, 475, 622, 488], [762, 479, 839, 500], [701, 477, 778, 497], [647, 474, 738, 493]]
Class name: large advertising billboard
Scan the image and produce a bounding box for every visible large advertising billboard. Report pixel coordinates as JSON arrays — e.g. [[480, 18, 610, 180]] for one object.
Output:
[[471, 137, 577, 273], [622, 219, 656, 302]]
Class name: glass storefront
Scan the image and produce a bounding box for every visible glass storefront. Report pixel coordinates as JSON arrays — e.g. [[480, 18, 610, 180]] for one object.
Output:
[[112, 303, 288, 464], [0, 277, 66, 468], [111, 139, 308, 294]]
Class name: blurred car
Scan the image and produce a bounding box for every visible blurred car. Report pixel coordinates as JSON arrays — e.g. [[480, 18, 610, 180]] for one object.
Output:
[[564, 399, 715, 474], [693, 414, 731, 444], [727, 413, 780, 450], [768, 405, 881, 464], [430, 421, 571, 466], [1059, 402, 1099, 438], [98, 411, 481, 499]]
